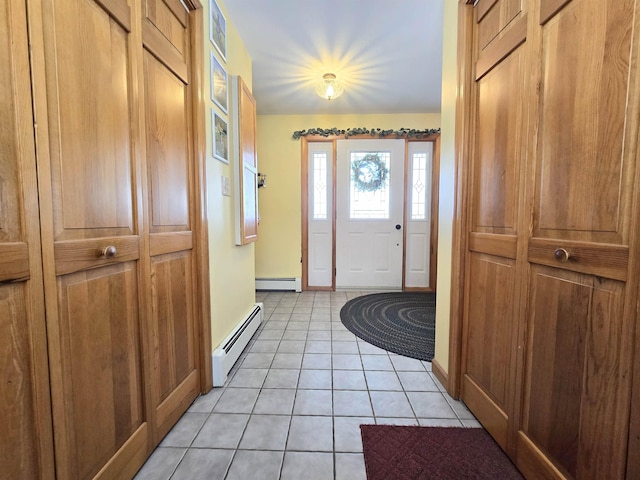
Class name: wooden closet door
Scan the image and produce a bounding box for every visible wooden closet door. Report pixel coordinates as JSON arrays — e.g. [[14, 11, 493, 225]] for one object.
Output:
[[234, 76, 259, 245], [0, 1, 54, 477], [141, 0, 201, 441], [461, 0, 528, 455], [517, 0, 640, 478], [30, 0, 150, 478]]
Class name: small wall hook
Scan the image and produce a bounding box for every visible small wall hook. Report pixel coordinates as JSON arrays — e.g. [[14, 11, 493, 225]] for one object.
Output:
[[258, 172, 267, 188]]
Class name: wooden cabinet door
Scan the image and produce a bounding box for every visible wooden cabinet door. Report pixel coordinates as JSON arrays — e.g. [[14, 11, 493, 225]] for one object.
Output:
[[516, 0, 640, 478], [141, 0, 201, 441], [0, 1, 54, 477], [461, 0, 528, 455], [233, 76, 259, 245], [30, 0, 150, 478]]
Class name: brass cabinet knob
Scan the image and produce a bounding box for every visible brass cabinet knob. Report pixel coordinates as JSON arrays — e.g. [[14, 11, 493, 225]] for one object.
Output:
[[102, 245, 117, 258], [554, 248, 570, 263]]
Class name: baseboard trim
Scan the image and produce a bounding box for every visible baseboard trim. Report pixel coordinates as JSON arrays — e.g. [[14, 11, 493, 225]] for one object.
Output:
[[255, 277, 302, 292], [431, 358, 450, 396], [212, 303, 263, 386]]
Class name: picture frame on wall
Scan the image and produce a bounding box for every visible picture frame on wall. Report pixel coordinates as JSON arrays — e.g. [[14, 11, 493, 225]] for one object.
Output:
[[213, 110, 229, 163], [210, 0, 226, 61], [211, 53, 228, 113]]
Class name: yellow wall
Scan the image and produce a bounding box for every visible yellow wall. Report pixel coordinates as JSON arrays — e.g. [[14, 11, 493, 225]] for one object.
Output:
[[433, 1, 459, 373], [204, 3, 458, 373], [203, 0, 256, 349], [255, 113, 440, 279]]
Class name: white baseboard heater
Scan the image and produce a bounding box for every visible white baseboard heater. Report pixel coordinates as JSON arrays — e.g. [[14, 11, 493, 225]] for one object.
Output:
[[255, 277, 302, 292], [212, 302, 263, 386]]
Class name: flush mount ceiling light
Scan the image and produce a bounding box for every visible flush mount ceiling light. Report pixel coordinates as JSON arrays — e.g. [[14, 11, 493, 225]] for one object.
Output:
[[315, 73, 344, 100]]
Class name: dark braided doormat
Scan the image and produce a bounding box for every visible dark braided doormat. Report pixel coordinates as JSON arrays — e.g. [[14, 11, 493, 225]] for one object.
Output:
[[361, 425, 524, 480], [339, 292, 435, 361]]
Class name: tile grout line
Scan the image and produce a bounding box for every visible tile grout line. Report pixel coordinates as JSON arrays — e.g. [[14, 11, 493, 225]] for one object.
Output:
[[156, 290, 467, 480]]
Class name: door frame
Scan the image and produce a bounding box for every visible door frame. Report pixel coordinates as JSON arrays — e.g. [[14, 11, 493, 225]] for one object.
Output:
[[301, 134, 440, 292], [185, 0, 213, 394], [445, 0, 475, 399]]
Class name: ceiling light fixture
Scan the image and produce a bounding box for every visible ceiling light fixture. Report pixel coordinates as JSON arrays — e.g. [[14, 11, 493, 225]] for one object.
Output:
[[315, 73, 344, 100]]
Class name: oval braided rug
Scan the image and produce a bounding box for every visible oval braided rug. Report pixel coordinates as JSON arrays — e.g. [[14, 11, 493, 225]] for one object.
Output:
[[339, 292, 435, 361]]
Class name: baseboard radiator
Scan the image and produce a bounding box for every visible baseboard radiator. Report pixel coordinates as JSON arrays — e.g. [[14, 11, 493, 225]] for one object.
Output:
[[255, 277, 302, 292], [212, 303, 263, 386]]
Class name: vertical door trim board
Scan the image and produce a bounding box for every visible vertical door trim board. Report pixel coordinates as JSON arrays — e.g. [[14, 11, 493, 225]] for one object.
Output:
[[430, 135, 441, 291], [9, 0, 55, 475], [402, 139, 409, 291], [185, 1, 213, 393], [445, 0, 476, 398], [301, 137, 310, 290]]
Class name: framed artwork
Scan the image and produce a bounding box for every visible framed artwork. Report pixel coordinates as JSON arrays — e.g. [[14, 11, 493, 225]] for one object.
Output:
[[212, 110, 228, 163], [210, 0, 226, 61], [211, 52, 228, 113]]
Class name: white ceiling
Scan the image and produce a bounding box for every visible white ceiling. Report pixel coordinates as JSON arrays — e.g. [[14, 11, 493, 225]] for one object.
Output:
[[222, 0, 444, 115]]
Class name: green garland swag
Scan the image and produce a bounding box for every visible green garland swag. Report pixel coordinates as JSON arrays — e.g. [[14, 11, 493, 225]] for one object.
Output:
[[292, 127, 440, 140], [352, 154, 388, 192]]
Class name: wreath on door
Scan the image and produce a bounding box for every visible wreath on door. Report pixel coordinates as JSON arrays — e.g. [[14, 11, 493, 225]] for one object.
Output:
[[352, 154, 388, 192]]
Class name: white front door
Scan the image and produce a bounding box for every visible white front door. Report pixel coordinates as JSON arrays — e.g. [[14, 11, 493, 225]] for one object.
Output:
[[336, 139, 405, 288]]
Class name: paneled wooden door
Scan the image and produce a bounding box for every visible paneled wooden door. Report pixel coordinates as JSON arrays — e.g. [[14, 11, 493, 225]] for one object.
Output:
[[460, 0, 640, 478], [233, 76, 260, 246], [141, 0, 202, 441], [460, 0, 529, 456], [0, 0, 54, 477], [516, 0, 640, 478], [30, 0, 150, 478]]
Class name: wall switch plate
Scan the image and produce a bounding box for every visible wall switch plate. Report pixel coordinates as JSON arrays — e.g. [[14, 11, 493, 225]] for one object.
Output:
[[221, 176, 231, 196]]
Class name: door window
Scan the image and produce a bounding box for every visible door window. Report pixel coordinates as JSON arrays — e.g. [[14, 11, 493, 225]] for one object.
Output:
[[349, 152, 390, 219]]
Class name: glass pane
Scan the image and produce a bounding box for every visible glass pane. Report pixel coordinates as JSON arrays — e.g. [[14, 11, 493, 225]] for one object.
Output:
[[349, 152, 390, 219], [313, 152, 328, 219], [411, 153, 427, 220]]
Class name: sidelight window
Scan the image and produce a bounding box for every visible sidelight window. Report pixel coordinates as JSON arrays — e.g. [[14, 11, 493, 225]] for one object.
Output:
[[410, 152, 428, 220], [312, 152, 328, 220]]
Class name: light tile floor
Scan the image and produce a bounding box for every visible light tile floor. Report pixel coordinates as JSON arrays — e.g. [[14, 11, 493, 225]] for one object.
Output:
[[135, 291, 480, 480]]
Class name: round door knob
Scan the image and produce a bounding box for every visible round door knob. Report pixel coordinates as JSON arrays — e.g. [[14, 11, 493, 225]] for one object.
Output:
[[102, 245, 117, 258], [554, 248, 570, 263], [395, 224, 402, 230]]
